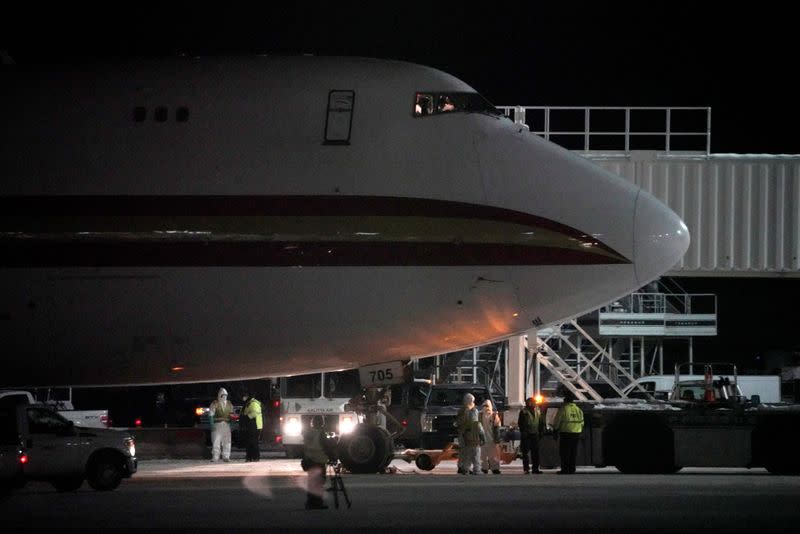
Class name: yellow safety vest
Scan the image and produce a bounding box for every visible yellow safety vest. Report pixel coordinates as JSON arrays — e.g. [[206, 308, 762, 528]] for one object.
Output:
[[554, 402, 584, 434], [243, 398, 263, 430]]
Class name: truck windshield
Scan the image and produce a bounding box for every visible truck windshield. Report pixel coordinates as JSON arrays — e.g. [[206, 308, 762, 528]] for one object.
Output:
[[284, 374, 322, 399], [283, 370, 362, 399], [325, 370, 361, 399]]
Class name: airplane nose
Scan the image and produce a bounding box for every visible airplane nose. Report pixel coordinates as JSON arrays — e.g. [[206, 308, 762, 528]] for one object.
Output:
[[634, 190, 690, 285]]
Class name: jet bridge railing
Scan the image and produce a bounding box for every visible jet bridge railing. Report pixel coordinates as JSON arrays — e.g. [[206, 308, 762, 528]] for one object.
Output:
[[605, 292, 717, 315], [495, 106, 712, 154]]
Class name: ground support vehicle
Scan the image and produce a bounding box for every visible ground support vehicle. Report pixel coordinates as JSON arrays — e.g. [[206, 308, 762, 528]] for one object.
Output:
[[534, 396, 800, 475], [0, 403, 137, 492], [1, 389, 110, 429], [419, 383, 506, 450], [396, 439, 519, 471], [527, 363, 800, 475], [346, 380, 510, 472], [622, 374, 781, 403], [279, 371, 361, 459]]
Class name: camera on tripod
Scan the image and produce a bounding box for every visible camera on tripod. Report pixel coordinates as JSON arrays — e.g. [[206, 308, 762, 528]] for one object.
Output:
[[326, 460, 351, 509], [328, 460, 343, 473]]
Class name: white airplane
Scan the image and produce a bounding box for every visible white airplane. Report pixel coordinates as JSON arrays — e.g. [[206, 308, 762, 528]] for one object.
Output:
[[0, 56, 689, 388]]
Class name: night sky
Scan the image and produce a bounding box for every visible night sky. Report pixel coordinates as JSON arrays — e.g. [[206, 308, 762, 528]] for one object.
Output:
[[4, 2, 798, 153], [2, 2, 799, 369]]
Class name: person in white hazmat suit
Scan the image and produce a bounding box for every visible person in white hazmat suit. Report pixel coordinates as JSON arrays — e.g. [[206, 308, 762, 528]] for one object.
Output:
[[479, 399, 502, 474], [209, 387, 234, 462], [455, 393, 485, 475]]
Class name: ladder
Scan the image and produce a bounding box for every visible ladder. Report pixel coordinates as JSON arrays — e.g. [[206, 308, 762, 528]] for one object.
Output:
[[435, 342, 507, 401], [537, 319, 653, 400], [535, 337, 603, 401]]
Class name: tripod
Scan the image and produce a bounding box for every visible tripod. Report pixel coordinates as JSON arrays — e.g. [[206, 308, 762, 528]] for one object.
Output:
[[326, 461, 352, 509]]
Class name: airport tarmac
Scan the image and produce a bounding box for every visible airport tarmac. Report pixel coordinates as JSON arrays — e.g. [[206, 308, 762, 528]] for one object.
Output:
[[3, 457, 799, 531]]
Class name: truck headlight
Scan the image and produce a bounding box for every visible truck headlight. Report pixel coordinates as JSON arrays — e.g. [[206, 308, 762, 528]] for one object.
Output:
[[124, 437, 136, 458], [284, 416, 302, 437], [422, 415, 436, 433], [339, 415, 355, 434]]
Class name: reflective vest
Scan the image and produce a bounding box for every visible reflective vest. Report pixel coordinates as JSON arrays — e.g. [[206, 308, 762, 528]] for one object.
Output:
[[554, 402, 584, 434], [518, 406, 541, 435], [212, 400, 233, 423], [243, 398, 263, 430]]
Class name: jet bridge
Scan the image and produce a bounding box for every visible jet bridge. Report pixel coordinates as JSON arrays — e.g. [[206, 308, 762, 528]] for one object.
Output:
[[498, 105, 800, 278]]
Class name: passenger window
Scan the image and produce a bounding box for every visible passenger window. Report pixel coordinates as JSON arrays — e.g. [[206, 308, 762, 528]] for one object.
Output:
[[133, 107, 147, 122], [324, 90, 355, 145], [155, 106, 168, 122], [176, 107, 189, 122]]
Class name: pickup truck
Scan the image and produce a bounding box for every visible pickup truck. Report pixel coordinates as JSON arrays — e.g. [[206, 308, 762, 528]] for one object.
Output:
[[1, 398, 137, 492], [419, 383, 507, 449], [32, 387, 111, 428]]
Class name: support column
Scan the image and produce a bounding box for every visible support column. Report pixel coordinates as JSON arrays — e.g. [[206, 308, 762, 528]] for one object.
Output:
[[640, 336, 645, 376], [507, 333, 531, 424]]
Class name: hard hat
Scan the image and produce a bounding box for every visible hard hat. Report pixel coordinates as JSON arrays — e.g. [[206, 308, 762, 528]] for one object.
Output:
[[218, 387, 228, 397], [463, 393, 475, 405]]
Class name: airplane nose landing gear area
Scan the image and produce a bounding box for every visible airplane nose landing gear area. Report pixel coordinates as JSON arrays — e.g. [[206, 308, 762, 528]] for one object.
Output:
[[337, 424, 393, 474]]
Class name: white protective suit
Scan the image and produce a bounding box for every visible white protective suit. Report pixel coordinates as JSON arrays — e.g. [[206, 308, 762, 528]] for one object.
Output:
[[209, 387, 233, 462], [479, 400, 501, 472]]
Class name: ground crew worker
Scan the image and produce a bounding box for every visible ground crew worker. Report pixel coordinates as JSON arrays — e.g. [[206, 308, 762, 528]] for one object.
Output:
[[518, 396, 543, 474], [479, 399, 502, 474], [302, 415, 330, 510], [553, 390, 584, 474], [241, 391, 263, 462], [455, 393, 485, 475], [209, 387, 233, 463]]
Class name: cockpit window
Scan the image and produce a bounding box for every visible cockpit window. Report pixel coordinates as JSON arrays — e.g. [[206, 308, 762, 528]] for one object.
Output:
[[413, 92, 501, 117]]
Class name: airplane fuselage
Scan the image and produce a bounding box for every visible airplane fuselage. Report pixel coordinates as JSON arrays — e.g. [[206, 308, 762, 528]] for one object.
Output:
[[0, 56, 688, 385]]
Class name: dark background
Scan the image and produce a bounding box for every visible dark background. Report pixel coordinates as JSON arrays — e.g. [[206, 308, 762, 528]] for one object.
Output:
[[2, 1, 799, 379]]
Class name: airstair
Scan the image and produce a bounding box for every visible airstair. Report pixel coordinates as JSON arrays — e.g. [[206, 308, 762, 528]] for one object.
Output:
[[536, 319, 647, 401], [429, 342, 508, 402], [535, 278, 717, 400]]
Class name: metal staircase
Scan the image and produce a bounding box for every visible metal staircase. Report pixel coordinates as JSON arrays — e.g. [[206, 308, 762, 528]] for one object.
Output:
[[432, 342, 507, 402], [535, 278, 715, 400], [536, 319, 651, 401]]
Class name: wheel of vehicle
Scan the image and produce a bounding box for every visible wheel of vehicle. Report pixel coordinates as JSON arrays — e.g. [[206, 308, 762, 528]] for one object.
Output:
[[605, 415, 675, 474], [754, 417, 800, 476], [338, 424, 391, 474], [87, 456, 123, 491], [415, 453, 435, 471], [51, 476, 84, 492]]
